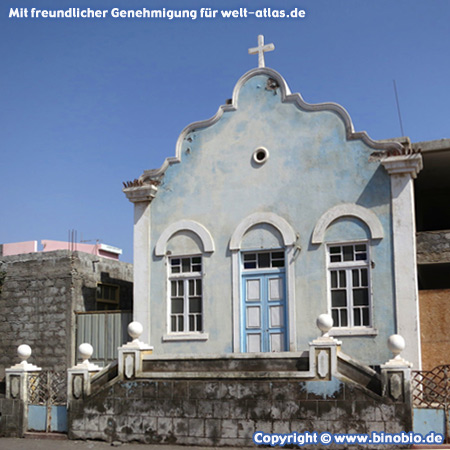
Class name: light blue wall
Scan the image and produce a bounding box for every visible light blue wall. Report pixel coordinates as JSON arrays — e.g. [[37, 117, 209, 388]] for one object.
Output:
[[147, 70, 395, 365]]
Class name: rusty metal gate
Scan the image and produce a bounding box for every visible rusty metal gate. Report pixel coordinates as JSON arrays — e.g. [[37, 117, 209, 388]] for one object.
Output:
[[412, 365, 450, 442], [27, 370, 67, 433]]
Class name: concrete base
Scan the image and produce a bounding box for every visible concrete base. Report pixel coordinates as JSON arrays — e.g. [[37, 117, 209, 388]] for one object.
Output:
[[25, 432, 68, 440]]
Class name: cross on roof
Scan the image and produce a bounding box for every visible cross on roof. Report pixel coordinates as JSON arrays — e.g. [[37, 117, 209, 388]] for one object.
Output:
[[248, 35, 275, 68]]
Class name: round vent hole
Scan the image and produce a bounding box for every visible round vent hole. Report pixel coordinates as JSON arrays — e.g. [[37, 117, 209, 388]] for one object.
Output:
[[252, 147, 269, 164]]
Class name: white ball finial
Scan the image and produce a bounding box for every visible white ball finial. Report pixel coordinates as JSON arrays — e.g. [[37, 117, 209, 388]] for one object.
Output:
[[128, 321, 143, 341], [18, 344, 32, 363], [74, 342, 100, 371], [78, 343, 94, 363], [317, 314, 334, 336], [387, 334, 406, 359]]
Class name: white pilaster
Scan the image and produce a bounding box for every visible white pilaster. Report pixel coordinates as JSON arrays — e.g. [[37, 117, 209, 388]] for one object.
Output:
[[124, 184, 158, 345], [382, 154, 423, 369]]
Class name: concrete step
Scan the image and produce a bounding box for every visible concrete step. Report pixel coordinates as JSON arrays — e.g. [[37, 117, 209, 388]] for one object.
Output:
[[24, 432, 68, 440]]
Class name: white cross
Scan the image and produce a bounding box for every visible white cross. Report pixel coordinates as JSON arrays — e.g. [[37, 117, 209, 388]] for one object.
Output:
[[248, 35, 275, 68]]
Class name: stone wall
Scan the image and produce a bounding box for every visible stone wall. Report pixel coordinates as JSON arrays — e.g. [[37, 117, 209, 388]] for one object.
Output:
[[0, 250, 133, 379], [0, 251, 74, 379], [0, 397, 23, 437], [68, 377, 411, 447], [417, 230, 450, 264]]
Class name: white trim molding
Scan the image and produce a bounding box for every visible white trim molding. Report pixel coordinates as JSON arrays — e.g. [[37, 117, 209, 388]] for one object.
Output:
[[162, 333, 209, 342], [229, 212, 297, 251], [312, 204, 384, 245], [381, 154, 423, 179], [124, 185, 158, 204], [155, 220, 215, 256], [329, 327, 378, 337]]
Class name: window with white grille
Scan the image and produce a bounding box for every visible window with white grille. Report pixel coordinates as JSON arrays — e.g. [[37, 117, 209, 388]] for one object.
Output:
[[327, 243, 371, 328], [169, 256, 203, 333]]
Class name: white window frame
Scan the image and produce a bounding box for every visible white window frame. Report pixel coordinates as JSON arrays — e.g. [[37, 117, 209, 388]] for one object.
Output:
[[241, 250, 286, 271], [326, 241, 378, 337], [163, 254, 208, 342]]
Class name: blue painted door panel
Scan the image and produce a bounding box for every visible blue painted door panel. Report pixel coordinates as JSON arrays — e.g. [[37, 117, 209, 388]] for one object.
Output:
[[28, 405, 68, 432], [51, 406, 68, 433], [242, 272, 287, 352], [28, 405, 47, 431]]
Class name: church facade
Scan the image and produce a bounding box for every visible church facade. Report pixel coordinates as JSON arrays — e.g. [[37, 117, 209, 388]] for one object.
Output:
[[124, 37, 423, 368]]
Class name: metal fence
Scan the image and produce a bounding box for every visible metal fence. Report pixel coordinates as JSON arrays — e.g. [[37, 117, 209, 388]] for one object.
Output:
[[412, 365, 450, 409], [28, 370, 67, 406], [27, 370, 67, 433], [75, 311, 132, 367]]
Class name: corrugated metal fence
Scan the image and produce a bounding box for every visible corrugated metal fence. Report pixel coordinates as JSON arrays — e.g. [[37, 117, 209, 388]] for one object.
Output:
[[75, 311, 132, 367]]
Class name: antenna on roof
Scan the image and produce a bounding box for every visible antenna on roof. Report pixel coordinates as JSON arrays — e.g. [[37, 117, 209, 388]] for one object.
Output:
[[68, 229, 77, 252], [393, 80, 405, 137], [80, 236, 102, 246]]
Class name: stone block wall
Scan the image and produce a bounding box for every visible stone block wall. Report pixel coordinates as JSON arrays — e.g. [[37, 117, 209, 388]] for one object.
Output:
[[69, 377, 411, 447], [0, 250, 133, 379], [0, 397, 23, 437], [0, 251, 74, 378], [417, 230, 450, 264]]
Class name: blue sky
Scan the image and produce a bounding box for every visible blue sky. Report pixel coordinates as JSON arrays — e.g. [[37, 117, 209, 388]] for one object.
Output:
[[1, 0, 449, 262]]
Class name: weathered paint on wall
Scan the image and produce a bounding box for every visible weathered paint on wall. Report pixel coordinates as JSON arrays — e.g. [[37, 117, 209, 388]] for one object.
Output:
[[68, 376, 411, 447], [139, 68, 398, 365]]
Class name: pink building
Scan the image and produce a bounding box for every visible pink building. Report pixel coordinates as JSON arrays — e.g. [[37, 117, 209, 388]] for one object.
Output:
[[1, 240, 122, 260]]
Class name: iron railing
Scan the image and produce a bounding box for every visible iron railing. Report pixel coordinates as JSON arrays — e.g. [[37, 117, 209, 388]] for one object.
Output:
[[28, 370, 67, 406], [412, 365, 450, 409]]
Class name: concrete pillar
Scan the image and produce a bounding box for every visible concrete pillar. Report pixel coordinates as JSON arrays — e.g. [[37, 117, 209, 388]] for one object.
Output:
[[380, 335, 412, 413], [123, 183, 158, 345], [382, 154, 423, 369], [117, 322, 153, 380], [67, 343, 101, 402], [308, 314, 341, 380], [5, 345, 42, 437]]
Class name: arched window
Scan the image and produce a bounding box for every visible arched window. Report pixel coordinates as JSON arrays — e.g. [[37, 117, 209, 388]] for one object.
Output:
[[312, 204, 383, 336], [155, 220, 214, 341]]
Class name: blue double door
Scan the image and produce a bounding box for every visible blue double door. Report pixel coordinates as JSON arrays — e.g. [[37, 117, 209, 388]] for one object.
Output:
[[242, 272, 287, 352], [28, 404, 67, 433]]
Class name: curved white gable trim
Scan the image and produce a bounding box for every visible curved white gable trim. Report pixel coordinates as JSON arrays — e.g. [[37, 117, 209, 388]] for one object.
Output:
[[229, 212, 296, 250], [141, 67, 403, 181], [155, 220, 215, 256], [312, 204, 384, 244]]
